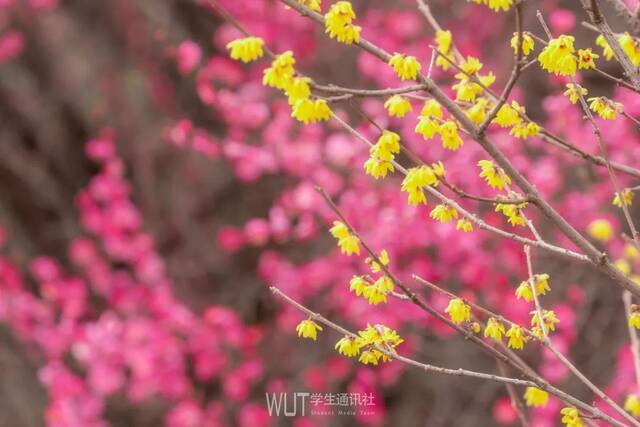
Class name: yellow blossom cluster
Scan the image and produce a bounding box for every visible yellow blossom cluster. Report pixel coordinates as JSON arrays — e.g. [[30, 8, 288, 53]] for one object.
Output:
[[329, 221, 360, 256], [510, 32, 535, 56], [524, 387, 549, 408], [388, 53, 422, 80], [415, 99, 463, 150], [478, 160, 511, 190], [435, 30, 454, 70], [452, 56, 496, 103], [226, 36, 265, 63], [401, 165, 439, 206], [588, 96, 623, 120], [384, 95, 412, 118], [538, 35, 578, 76], [563, 83, 588, 104], [430, 204, 459, 223], [296, 0, 321, 12], [505, 324, 527, 349], [335, 324, 403, 366], [515, 274, 551, 302], [324, 1, 361, 44], [296, 319, 323, 340], [613, 189, 634, 208], [456, 218, 474, 232], [596, 33, 640, 66], [625, 394, 640, 417], [561, 407, 585, 427], [492, 101, 540, 139], [495, 202, 527, 227], [350, 275, 394, 305], [531, 309, 560, 336], [364, 131, 400, 179], [445, 298, 471, 324], [470, 0, 513, 12], [483, 317, 505, 341]]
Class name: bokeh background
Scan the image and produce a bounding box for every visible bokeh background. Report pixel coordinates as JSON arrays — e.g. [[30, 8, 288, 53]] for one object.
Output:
[[1, 0, 640, 426]]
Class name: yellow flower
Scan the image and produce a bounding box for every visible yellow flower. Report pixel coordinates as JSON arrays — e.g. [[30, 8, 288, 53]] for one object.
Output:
[[285, 76, 312, 105], [484, 318, 505, 341], [363, 276, 394, 305], [587, 218, 613, 241], [506, 324, 527, 349], [430, 204, 459, 223], [349, 276, 368, 296], [358, 350, 379, 365], [493, 101, 523, 128], [292, 98, 332, 124], [629, 311, 640, 330], [366, 249, 389, 273], [538, 35, 577, 76], [478, 160, 511, 190], [364, 157, 394, 179], [421, 99, 443, 118], [510, 121, 540, 139], [456, 218, 473, 232], [619, 32, 640, 66], [295, 0, 322, 11], [335, 336, 361, 357], [495, 203, 526, 227], [458, 56, 483, 75], [563, 83, 588, 104], [588, 97, 622, 120], [452, 79, 484, 103], [330, 221, 350, 239], [511, 32, 535, 56], [431, 161, 446, 178], [226, 37, 265, 63], [625, 243, 640, 260], [466, 98, 489, 124], [435, 30, 454, 70], [371, 130, 401, 161], [384, 95, 413, 118], [401, 166, 438, 206], [613, 189, 634, 207], [329, 221, 360, 255], [471, 0, 513, 12], [561, 407, 585, 427], [515, 274, 550, 302], [531, 309, 560, 333], [263, 51, 296, 89], [439, 120, 463, 150], [577, 48, 599, 70], [296, 319, 323, 340], [524, 387, 549, 408], [388, 53, 422, 80], [445, 298, 471, 324], [625, 394, 640, 417], [415, 117, 440, 140], [325, 1, 361, 45], [596, 34, 614, 60]]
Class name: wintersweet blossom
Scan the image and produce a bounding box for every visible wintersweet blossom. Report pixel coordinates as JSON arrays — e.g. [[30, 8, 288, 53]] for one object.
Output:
[[495, 203, 526, 227], [588, 97, 622, 120], [291, 98, 332, 124], [613, 189, 634, 207], [483, 318, 505, 341], [471, 0, 513, 12], [577, 48, 598, 69], [435, 30, 454, 70], [366, 249, 389, 273], [415, 116, 440, 139], [439, 120, 463, 150], [324, 1, 361, 45], [388, 53, 422, 80], [587, 218, 613, 241], [629, 310, 640, 330], [563, 83, 588, 104], [560, 407, 585, 427], [335, 336, 360, 357], [421, 99, 443, 118], [296, 319, 323, 340], [296, 0, 321, 12], [625, 394, 640, 417], [493, 101, 523, 128], [524, 387, 549, 408], [364, 157, 394, 179], [510, 32, 535, 56], [329, 221, 360, 255], [384, 95, 412, 118], [430, 204, 459, 223], [226, 37, 265, 63], [505, 325, 526, 350], [285, 76, 311, 105], [356, 324, 403, 365], [456, 219, 473, 232], [262, 51, 296, 89], [515, 274, 551, 302], [538, 35, 577, 76], [444, 298, 471, 324], [401, 166, 438, 206], [478, 160, 511, 190], [363, 276, 394, 305], [531, 310, 560, 334]]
